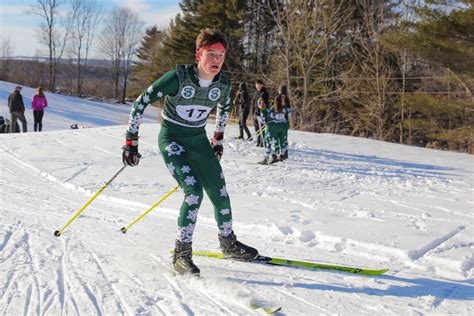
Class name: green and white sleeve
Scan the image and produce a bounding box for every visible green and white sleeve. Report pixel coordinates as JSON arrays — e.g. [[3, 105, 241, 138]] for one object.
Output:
[[126, 70, 179, 139], [213, 84, 232, 141]]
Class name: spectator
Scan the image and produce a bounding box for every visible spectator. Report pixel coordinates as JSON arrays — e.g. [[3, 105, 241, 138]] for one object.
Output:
[[8, 86, 27, 133], [251, 79, 269, 147], [31, 87, 48, 132], [233, 82, 251, 140]]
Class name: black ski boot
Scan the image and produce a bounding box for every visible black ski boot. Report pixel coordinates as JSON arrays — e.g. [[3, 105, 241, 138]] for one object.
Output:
[[259, 155, 278, 165], [270, 155, 279, 164], [172, 240, 200, 276], [218, 231, 258, 260], [258, 156, 270, 165]]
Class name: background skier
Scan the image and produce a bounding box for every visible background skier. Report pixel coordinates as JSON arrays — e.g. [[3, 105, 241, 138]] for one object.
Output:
[[257, 98, 279, 165], [273, 84, 292, 160], [251, 80, 269, 147]]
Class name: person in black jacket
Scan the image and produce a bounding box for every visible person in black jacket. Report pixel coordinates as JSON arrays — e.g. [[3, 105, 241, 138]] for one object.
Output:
[[251, 80, 269, 146], [8, 86, 27, 133], [233, 83, 252, 140]]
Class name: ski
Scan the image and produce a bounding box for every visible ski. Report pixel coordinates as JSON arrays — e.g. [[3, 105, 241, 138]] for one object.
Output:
[[245, 161, 279, 166], [193, 251, 388, 276], [250, 303, 282, 314], [154, 254, 280, 313]]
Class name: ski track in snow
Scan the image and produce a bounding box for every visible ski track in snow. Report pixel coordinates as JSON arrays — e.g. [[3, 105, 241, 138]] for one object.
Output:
[[0, 83, 473, 314], [1, 150, 472, 314]]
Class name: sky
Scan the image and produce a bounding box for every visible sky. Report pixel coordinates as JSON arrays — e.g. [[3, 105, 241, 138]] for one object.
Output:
[[0, 0, 182, 57]]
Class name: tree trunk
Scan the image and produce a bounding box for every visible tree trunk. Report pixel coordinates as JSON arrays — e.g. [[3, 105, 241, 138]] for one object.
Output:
[[77, 41, 83, 95]]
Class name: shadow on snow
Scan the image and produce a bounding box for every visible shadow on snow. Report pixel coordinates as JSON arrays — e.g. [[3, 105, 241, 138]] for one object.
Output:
[[290, 148, 457, 179], [235, 275, 473, 301]]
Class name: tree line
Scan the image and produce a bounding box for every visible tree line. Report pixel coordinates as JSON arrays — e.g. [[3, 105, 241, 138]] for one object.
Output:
[[132, 0, 473, 153], [1, 0, 472, 153], [1, 0, 143, 102]]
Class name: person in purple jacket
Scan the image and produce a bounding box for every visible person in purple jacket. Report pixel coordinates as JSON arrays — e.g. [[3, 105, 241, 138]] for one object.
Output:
[[31, 87, 48, 132]]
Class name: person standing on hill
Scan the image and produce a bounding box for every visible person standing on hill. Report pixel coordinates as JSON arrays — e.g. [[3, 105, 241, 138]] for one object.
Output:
[[31, 87, 48, 132], [256, 98, 278, 165], [251, 80, 269, 147], [233, 82, 251, 140], [8, 86, 27, 133], [274, 84, 291, 160], [122, 28, 258, 276]]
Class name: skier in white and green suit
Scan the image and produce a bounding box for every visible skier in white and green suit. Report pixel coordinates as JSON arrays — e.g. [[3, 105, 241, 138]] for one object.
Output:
[[122, 28, 258, 275]]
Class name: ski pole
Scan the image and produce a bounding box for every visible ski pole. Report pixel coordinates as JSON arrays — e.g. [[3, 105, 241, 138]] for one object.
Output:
[[53, 164, 127, 237], [120, 185, 180, 234], [256, 121, 267, 147], [255, 123, 266, 138]]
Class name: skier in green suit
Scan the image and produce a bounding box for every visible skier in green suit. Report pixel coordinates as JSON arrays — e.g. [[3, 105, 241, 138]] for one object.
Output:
[[122, 28, 258, 275], [257, 98, 279, 165], [271, 88, 291, 161]]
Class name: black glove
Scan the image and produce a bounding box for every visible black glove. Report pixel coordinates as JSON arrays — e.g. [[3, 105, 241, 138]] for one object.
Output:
[[211, 136, 224, 161], [122, 138, 141, 166]]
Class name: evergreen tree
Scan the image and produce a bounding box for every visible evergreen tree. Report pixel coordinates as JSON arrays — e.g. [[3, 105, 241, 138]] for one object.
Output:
[[130, 26, 167, 94], [387, 0, 473, 94], [162, 0, 248, 77], [383, 0, 473, 152]]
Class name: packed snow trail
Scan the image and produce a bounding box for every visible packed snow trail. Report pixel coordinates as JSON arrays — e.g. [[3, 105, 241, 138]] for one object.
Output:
[[1, 124, 472, 315]]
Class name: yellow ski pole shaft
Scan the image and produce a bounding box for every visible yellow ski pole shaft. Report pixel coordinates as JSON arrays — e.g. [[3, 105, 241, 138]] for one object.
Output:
[[53, 164, 127, 237], [120, 185, 180, 234], [255, 123, 267, 138]]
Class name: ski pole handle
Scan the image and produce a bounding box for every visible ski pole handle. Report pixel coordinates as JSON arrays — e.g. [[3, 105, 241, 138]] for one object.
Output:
[[120, 185, 180, 234], [53, 165, 127, 237]]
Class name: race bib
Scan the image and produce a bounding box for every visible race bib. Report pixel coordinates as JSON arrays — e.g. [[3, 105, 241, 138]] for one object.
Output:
[[176, 105, 212, 122], [275, 113, 285, 121]]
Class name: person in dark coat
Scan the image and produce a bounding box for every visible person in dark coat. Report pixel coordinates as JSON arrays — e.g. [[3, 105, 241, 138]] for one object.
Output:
[[233, 82, 252, 140], [8, 86, 27, 133], [251, 80, 269, 146]]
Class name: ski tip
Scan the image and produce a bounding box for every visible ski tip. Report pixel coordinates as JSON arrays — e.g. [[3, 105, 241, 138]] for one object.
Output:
[[250, 303, 282, 314], [355, 268, 389, 275], [120, 227, 127, 234], [53, 230, 61, 237]]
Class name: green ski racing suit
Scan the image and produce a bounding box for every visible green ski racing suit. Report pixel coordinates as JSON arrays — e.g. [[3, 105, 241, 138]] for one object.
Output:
[[126, 64, 232, 242]]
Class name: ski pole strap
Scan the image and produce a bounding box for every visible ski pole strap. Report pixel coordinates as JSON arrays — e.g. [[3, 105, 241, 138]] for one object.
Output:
[[53, 165, 127, 237], [120, 185, 180, 234]]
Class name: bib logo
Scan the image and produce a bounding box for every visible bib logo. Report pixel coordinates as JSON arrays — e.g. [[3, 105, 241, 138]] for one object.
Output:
[[208, 88, 221, 101], [181, 86, 195, 99]]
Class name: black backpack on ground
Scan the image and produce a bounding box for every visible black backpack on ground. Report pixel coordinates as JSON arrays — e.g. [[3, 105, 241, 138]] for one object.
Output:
[[0, 116, 20, 133]]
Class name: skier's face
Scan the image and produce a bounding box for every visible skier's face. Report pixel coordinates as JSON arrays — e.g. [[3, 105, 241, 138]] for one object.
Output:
[[197, 44, 226, 79]]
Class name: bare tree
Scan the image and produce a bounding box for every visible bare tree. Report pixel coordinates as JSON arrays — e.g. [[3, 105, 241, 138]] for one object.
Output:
[[265, 0, 352, 130], [346, 0, 399, 141], [0, 37, 15, 81], [70, 0, 103, 95], [121, 11, 145, 103], [30, 0, 74, 91], [99, 7, 144, 102]]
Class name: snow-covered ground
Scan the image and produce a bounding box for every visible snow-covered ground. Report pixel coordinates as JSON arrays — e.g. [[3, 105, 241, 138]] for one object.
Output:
[[1, 80, 473, 315]]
